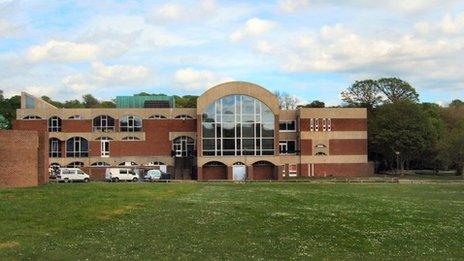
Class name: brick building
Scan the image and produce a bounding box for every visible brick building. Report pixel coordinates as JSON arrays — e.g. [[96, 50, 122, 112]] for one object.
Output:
[[12, 81, 373, 181]]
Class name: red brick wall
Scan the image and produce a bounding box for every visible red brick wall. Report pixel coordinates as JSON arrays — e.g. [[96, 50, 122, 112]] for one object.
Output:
[[0, 131, 46, 188], [62, 120, 92, 132], [300, 118, 366, 132], [299, 163, 309, 177], [111, 119, 196, 157], [329, 139, 367, 155], [300, 139, 312, 155], [13, 119, 47, 132], [331, 119, 367, 131], [202, 166, 227, 180], [253, 165, 275, 180], [314, 163, 373, 177]]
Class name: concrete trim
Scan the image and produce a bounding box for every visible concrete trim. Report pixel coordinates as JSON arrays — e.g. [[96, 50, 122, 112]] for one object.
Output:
[[197, 81, 280, 115]]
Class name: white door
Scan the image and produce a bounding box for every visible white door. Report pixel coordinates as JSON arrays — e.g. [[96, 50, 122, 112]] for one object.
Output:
[[233, 165, 247, 181]]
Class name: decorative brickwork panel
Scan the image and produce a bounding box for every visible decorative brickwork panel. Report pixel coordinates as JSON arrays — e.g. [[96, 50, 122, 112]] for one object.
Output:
[[329, 139, 367, 155], [300, 139, 312, 155]]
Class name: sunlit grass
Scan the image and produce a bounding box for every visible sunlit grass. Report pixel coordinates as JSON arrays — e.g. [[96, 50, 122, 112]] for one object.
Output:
[[0, 182, 462, 259]]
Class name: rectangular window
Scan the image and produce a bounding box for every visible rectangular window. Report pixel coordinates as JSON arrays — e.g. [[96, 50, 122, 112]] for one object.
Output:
[[327, 118, 332, 131], [315, 118, 319, 131], [101, 140, 109, 157], [322, 118, 326, 132], [279, 140, 296, 154], [279, 120, 296, 132], [310, 118, 314, 132]]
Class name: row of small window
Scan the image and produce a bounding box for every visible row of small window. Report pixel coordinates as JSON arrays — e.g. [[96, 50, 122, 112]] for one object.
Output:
[[49, 137, 142, 158], [309, 118, 332, 132], [26, 114, 194, 132], [23, 114, 193, 120], [53, 161, 167, 168]]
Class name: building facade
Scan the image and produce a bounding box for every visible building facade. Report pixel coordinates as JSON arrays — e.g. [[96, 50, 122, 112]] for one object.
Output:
[[13, 81, 372, 181]]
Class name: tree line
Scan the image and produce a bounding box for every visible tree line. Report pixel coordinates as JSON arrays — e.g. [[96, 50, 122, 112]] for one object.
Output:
[[340, 77, 464, 176]]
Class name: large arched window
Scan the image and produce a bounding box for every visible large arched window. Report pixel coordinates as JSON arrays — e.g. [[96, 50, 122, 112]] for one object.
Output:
[[93, 115, 115, 132], [48, 116, 62, 132], [202, 95, 275, 156], [66, 137, 88, 157], [120, 115, 142, 132]]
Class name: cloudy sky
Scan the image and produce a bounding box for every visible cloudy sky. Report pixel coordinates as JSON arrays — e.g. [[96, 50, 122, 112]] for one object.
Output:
[[1, 0, 464, 105]]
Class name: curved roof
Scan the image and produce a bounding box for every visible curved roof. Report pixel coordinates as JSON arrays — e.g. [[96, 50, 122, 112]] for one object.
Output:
[[197, 81, 280, 115]]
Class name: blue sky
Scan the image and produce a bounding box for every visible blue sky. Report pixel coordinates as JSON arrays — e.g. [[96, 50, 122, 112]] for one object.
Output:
[[1, 0, 463, 106]]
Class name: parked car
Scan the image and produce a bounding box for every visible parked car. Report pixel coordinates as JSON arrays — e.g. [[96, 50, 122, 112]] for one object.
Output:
[[105, 168, 139, 182], [143, 169, 163, 181], [56, 168, 90, 183]]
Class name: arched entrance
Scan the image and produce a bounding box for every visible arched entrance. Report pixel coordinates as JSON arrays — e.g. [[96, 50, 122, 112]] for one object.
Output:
[[252, 161, 276, 180], [202, 161, 227, 180], [232, 162, 247, 181]]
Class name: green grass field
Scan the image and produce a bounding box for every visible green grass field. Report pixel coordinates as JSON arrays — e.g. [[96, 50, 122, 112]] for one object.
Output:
[[0, 182, 463, 259]]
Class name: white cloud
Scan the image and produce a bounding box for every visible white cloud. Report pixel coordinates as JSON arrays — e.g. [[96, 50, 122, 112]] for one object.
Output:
[[173, 68, 233, 90], [63, 62, 151, 93], [441, 12, 464, 34], [150, 0, 218, 22], [26, 40, 100, 62], [230, 18, 276, 42], [278, 0, 309, 13]]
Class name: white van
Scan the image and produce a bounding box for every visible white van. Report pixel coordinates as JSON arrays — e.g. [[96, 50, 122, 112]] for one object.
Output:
[[105, 168, 139, 182], [57, 168, 90, 183]]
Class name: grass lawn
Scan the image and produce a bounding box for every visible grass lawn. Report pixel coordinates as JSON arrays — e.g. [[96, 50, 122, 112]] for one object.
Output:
[[0, 182, 463, 259]]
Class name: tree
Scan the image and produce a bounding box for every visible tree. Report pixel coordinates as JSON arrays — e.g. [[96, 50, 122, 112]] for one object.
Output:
[[175, 95, 198, 108], [0, 89, 3, 100], [370, 101, 437, 174], [41, 96, 64, 108], [274, 91, 300, 110], [341, 79, 383, 108], [439, 121, 464, 175], [377, 77, 419, 103], [64, 99, 85, 108], [0, 95, 20, 129], [82, 94, 100, 108], [301, 100, 325, 108], [449, 99, 464, 107], [100, 101, 116, 108]]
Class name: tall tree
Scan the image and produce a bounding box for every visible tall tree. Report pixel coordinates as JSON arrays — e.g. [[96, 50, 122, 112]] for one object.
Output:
[[274, 91, 300, 110], [302, 100, 325, 108], [377, 77, 419, 103], [82, 94, 100, 108], [449, 99, 464, 107], [341, 79, 383, 108], [370, 101, 437, 174], [439, 121, 464, 175]]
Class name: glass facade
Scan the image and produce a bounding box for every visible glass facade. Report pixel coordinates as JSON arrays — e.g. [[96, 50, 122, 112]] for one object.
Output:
[[202, 95, 275, 156]]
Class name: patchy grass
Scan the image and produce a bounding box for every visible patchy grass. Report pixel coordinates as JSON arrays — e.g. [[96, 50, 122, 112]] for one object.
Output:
[[0, 182, 463, 259]]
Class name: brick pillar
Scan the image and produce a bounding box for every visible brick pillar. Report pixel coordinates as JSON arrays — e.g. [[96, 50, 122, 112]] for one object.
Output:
[[247, 165, 254, 181], [197, 166, 203, 181], [227, 166, 233, 180], [299, 163, 309, 177], [284, 163, 289, 178], [276, 165, 283, 181]]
